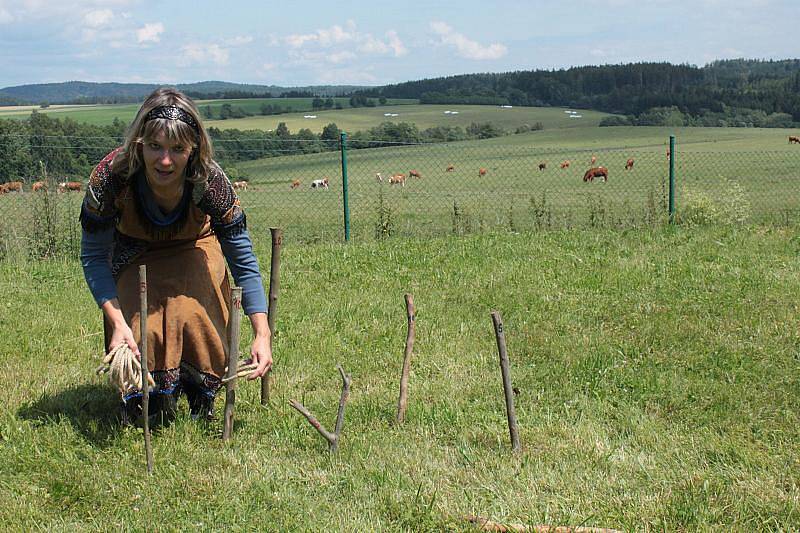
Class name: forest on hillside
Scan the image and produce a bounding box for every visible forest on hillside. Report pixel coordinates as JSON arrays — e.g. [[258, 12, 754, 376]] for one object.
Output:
[[358, 60, 800, 127]]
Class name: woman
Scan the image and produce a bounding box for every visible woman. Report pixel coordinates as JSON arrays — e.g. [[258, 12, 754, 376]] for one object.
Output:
[[80, 87, 271, 423]]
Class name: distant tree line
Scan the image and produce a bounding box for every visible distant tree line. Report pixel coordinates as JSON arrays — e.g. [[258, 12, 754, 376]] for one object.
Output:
[[357, 59, 800, 127], [0, 113, 510, 183]]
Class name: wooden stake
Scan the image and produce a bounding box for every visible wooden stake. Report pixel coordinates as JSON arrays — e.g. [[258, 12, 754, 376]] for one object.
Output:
[[139, 265, 153, 473], [289, 364, 351, 452], [491, 311, 520, 452], [396, 293, 415, 424], [262, 227, 283, 405], [223, 287, 243, 441]]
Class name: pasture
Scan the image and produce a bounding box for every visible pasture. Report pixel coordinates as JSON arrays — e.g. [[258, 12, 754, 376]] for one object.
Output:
[[227, 125, 800, 244], [0, 97, 417, 128], [203, 104, 612, 134], [1, 125, 799, 253], [1, 225, 798, 529]]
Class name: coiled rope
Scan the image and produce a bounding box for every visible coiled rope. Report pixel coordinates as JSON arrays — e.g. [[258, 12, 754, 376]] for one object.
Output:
[[96, 343, 155, 396]]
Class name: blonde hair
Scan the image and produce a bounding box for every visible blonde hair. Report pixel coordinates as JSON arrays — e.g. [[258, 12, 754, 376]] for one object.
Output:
[[112, 87, 214, 185]]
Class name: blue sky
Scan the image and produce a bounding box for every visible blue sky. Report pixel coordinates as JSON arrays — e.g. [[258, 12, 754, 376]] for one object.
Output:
[[1, 0, 798, 88]]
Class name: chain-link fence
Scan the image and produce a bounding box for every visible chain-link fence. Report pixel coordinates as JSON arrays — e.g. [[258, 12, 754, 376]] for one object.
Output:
[[1, 135, 799, 257]]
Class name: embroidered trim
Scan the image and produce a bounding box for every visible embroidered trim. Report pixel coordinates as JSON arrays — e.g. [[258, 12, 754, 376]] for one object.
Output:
[[212, 212, 247, 239]]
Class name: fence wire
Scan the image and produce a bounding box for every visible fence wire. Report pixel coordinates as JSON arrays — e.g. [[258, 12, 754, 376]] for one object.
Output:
[[1, 137, 799, 256]]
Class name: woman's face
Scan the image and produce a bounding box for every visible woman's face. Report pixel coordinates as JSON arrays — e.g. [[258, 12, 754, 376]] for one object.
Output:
[[141, 130, 193, 188]]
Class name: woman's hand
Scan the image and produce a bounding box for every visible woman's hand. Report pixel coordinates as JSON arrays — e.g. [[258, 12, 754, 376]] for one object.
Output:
[[244, 312, 272, 379], [108, 321, 140, 357], [246, 334, 272, 379], [101, 298, 140, 357]]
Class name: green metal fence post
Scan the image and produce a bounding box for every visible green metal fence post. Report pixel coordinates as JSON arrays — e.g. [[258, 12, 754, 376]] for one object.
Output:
[[340, 132, 351, 242], [669, 135, 676, 224]]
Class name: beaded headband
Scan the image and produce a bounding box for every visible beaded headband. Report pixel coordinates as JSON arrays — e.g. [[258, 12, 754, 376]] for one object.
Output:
[[144, 105, 200, 134]]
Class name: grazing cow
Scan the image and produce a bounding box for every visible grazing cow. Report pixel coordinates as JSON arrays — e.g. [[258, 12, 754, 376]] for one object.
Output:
[[789, 136, 800, 144], [375, 172, 383, 182], [3, 181, 23, 193], [446, 164, 455, 172], [232, 181, 248, 191], [388, 174, 406, 186], [538, 162, 547, 171], [290, 179, 301, 189], [583, 166, 609, 183], [311, 178, 329, 189], [625, 158, 635, 170], [560, 160, 570, 169], [58, 181, 82, 192], [590, 155, 597, 165], [32, 181, 46, 192], [478, 168, 487, 177], [409, 169, 422, 179]]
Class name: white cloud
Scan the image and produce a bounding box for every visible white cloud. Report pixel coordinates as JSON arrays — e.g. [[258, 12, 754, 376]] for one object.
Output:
[[181, 43, 230, 66], [285, 21, 357, 48], [0, 7, 14, 23], [225, 35, 253, 46], [137, 22, 163, 44], [84, 9, 113, 28], [429, 21, 507, 60], [285, 21, 407, 59]]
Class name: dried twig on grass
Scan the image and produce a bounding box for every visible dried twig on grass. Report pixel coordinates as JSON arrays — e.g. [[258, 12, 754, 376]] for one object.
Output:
[[467, 515, 622, 533], [396, 293, 415, 424], [289, 364, 351, 452]]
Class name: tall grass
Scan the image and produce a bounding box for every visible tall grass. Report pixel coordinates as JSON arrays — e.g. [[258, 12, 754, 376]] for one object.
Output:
[[1, 225, 798, 529]]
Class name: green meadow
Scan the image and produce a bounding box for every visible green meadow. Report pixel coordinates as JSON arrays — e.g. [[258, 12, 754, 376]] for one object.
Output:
[[1, 99, 799, 529], [0, 98, 417, 128], [1, 226, 799, 529]]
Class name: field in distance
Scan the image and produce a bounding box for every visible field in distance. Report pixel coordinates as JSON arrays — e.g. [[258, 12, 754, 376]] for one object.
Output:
[[0, 99, 612, 133], [0, 97, 416, 127], [204, 104, 611, 133]]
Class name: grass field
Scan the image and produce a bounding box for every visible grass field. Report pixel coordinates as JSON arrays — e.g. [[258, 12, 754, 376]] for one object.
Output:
[[224, 125, 800, 244], [1, 225, 798, 529], [204, 104, 612, 134], [1, 124, 799, 253], [0, 98, 417, 128]]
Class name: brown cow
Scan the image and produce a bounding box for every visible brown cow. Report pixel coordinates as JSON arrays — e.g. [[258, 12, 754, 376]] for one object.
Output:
[[538, 162, 547, 171], [389, 174, 406, 186], [32, 181, 46, 192], [560, 160, 570, 169], [290, 179, 301, 189], [409, 169, 422, 179], [789, 136, 800, 144], [583, 166, 608, 183], [446, 164, 455, 172], [3, 181, 23, 193], [478, 168, 487, 177], [625, 158, 635, 170], [232, 180, 248, 191], [57, 181, 82, 192]]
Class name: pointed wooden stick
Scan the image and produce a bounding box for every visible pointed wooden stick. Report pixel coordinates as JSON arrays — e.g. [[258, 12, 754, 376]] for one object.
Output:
[[289, 364, 352, 452], [139, 265, 153, 473], [396, 293, 415, 424], [222, 287, 243, 441], [262, 227, 283, 405], [491, 311, 520, 452]]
